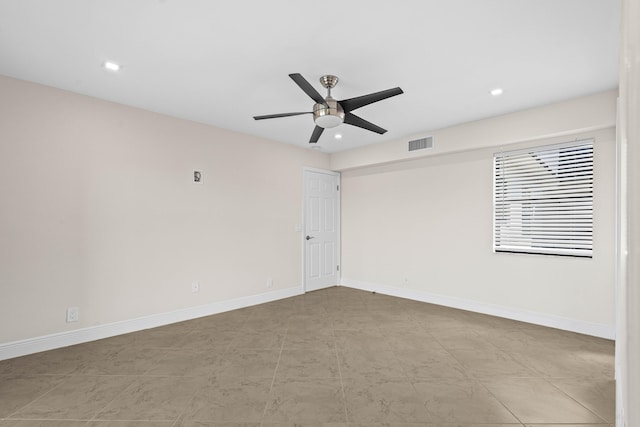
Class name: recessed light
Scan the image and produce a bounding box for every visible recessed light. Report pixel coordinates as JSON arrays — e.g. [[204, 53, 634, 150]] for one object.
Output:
[[103, 61, 121, 71], [334, 134, 343, 140], [311, 145, 322, 150], [490, 88, 503, 96]]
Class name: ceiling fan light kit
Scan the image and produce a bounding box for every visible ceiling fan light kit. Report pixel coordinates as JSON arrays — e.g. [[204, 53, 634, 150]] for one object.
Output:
[[313, 98, 344, 128], [253, 73, 403, 144]]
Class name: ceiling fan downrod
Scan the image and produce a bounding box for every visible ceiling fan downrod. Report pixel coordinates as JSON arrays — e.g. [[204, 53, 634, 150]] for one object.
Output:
[[314, 75, 344, 129], [319, 75, 339, 97]]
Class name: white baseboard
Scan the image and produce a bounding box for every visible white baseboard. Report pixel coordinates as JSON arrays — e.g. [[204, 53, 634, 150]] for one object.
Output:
[[0, 286, 303, 361], [340, 278, 615, 340]]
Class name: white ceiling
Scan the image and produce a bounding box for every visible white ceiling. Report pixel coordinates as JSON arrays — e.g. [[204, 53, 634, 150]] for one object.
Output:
[[0, 0, 620, 153]]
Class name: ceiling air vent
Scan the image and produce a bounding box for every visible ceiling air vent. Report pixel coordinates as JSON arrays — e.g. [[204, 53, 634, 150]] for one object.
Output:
[[408, 136, 433, 152]]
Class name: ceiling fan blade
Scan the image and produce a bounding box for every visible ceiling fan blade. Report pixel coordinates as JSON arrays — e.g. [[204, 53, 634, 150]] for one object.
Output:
[[339, 87, 404, 113], [253, 112, 311, 120], [310, 125, 324, 143], [344, 112, 387, 134], [289, 73, 327, 106]]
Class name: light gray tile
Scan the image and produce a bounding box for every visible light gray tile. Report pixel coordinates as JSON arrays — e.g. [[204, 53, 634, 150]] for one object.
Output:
[[74, 346, 166, 376], [334, 330, 388, 351], [449, 347, 537, 378], [216, 349, 280, 378], [180, 330, 237, 352], [482, 377, 607, 424], [275, 349, 340, 379], [143, 349, 221, 377], [87, 421, 175, 426], [0, 376, 64, 418], [523, 425, 610, 427], [331, 314, 378, 331], [282, 329, 336, 351], [227, 331, 285, 350], [550, 377, 616, 423], [420, 328, 496, 351], [286, 314, 334, 331], [177, 422, 260, 427], [1, 421, 88, 426], [525, 328, 614, 353], [479, 329, 541, 353], [349, 424, 521, 427], [343, 377, 434, 423], [393, 348, 468, 379], [239, 317, 289, 333], [511, 347, 613, 379], [261, 424, 347, 427], [378, 329, 444, 352], [412, 378, 520, 424], [10, 375, 134, 420], [187, 312, 250, 332], [418, 312, 478, 331], [263, 378, 346, 423], [0, 346, 85, 376], [96, 376, 200, 421], [337, 348, 405, 379], [182, 377, 271, 423], [126, 327, 194, 349]]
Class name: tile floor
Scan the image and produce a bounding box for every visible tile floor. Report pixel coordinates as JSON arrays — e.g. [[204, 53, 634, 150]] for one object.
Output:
[[0, 287, 615, 426]]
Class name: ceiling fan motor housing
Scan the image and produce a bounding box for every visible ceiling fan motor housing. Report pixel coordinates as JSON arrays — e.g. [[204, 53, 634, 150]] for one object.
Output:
[[313, 98, 344, 128]]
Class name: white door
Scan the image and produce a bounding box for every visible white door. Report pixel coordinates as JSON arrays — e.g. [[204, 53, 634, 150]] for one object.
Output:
[[303, 169, 340, 292]]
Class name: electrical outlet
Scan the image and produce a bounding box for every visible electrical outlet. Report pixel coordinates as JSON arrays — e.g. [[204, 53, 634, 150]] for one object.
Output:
[[267, 278, 273, 288], [191, 281, 200, 293], [66, 307, 79, 323]]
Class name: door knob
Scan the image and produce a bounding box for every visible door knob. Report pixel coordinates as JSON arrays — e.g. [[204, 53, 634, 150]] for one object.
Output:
[[305, 235, 315, 240]]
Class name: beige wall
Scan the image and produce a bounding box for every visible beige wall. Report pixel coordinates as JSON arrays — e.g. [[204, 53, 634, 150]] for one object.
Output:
[[339, 93, 617, 335], [0, 75, 329, 343]]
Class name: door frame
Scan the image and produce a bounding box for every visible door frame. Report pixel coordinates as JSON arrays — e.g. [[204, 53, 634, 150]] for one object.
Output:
[[302, 167, 341, 293]]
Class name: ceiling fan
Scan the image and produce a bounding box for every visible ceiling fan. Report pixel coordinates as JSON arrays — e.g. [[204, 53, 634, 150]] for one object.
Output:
[[253, 73, 404, 143]]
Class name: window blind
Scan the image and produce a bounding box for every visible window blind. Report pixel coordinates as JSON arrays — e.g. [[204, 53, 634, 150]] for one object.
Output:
[[493, 140, 594, 257]]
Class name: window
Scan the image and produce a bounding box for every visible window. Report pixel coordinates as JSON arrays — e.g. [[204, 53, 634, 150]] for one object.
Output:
[[493, 139, 594, 257]]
